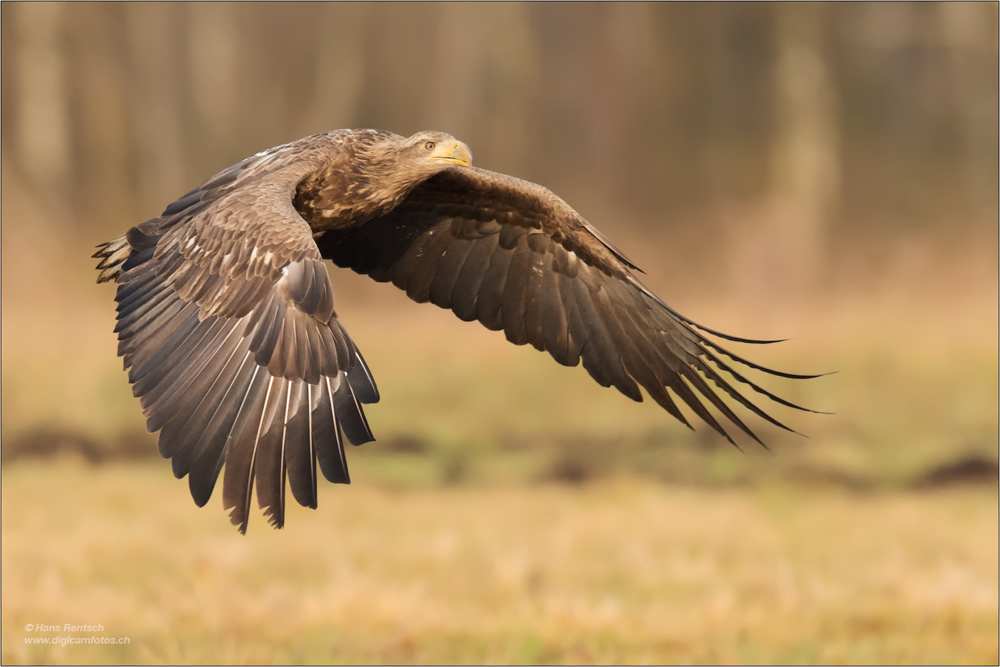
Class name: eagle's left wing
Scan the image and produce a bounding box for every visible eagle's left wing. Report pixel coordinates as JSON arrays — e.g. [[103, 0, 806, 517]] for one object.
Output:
[[316, 166, 819, 447]]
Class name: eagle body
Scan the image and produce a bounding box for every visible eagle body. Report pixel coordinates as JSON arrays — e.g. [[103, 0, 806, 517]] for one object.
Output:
[[95, 129, 816, 532]]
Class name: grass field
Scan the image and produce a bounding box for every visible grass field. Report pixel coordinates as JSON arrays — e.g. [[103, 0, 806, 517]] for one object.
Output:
[[2, 229, 997, 664], [2, 462, 997, 665]]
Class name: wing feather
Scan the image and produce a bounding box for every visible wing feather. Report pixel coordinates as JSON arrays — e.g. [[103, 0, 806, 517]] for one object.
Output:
[[284, 381, 317, 509], [429, 237, 475, 309], [314, 375, 350, 484], [95, 132, 378, 532], [501, 240, 534, 346], [452, 231, 499, 322], [317, 165, 814, 446], [475, 241, 515, 331]]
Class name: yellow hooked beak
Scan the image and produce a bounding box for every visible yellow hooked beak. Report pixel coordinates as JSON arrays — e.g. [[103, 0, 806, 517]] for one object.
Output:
[[428, 140, 473, 168]]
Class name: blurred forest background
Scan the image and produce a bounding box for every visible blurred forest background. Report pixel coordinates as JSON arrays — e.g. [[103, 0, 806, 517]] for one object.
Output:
[[2, 3, 997, 246], [2, 3, 997, 665], [2, 0, 996, 477]]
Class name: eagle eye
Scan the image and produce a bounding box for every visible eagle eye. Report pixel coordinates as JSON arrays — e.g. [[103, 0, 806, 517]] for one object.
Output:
[[424, 141, 436, 151]]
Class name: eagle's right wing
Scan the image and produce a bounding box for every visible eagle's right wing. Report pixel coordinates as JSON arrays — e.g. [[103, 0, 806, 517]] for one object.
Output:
[[95, 137, 377, 533]]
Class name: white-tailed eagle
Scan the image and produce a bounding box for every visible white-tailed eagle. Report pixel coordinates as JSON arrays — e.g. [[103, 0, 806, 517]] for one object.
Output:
[[95, 129, 818, 532]]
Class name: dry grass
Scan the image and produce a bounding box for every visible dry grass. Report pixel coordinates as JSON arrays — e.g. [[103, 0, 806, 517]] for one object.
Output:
[[2, 461, 997, 665], [1, 224, 997, 664]]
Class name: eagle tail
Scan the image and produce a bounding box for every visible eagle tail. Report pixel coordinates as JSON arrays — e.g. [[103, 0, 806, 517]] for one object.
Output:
[[93, 234, 132, 284]]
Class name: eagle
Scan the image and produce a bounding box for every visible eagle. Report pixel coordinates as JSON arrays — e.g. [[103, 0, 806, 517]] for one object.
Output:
[[94, 129, 818, 533]]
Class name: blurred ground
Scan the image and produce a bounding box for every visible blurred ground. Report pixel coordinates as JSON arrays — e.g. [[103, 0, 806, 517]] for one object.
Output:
[[2, 228, 996, 665], [2, 464, 997, 665]]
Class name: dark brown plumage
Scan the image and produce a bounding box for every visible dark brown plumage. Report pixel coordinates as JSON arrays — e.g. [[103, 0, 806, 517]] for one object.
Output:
[[95, 129, 819, 533]]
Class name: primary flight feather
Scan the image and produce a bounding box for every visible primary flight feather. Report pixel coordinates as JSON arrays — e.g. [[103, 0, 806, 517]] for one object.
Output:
[[95, 129, 818, 533]]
